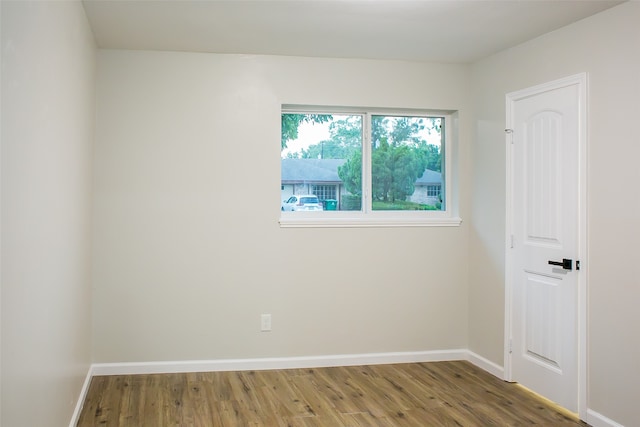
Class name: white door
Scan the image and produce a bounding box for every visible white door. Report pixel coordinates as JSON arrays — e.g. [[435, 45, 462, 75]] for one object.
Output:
[[506, 74, 586, 414]]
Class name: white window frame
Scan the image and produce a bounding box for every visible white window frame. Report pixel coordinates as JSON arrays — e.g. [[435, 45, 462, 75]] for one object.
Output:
[[279, 105, 461, 228]]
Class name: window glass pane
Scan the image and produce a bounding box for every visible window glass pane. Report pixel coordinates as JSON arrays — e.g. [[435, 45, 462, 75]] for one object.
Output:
[[371, 115, 443, 211], [281, 114, 363, 212]]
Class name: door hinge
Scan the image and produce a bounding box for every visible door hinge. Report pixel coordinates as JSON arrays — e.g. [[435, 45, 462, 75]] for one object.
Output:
[[510, 234, 514, 249], [576, 260, 581, 271], [505, 128, 514, 144], [509, 338, 513, 354]]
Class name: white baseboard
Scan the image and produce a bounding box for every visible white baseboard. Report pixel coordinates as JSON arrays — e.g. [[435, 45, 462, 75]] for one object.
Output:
[[68, 365, 94, 427], [466, 350, 505, 379], [586, 409, 625, 427], [91, 349, 469, 376]]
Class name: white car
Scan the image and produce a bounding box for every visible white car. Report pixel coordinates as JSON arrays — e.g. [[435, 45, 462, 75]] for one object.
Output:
[[281, 195, 323, 211]]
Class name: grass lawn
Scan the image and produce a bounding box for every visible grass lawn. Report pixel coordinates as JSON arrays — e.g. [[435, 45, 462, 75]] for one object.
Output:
[[372, 200, 439, 210]]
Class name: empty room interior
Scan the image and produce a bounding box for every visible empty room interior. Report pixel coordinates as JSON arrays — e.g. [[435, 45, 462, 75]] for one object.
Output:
[[2, 0, 639, 426]]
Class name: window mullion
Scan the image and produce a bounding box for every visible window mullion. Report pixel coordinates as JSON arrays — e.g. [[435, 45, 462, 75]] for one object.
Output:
[[362, 113, 372, 213]]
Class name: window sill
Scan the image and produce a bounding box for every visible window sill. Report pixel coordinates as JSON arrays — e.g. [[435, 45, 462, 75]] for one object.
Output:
[[279, 214, 462, 228]]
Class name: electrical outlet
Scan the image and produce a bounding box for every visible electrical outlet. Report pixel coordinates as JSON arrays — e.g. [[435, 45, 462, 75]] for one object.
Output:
[[261, 314, 272, 332]]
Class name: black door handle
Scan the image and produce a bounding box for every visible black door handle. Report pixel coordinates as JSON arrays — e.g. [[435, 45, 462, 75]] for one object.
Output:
[[548, 258, 573, 270]]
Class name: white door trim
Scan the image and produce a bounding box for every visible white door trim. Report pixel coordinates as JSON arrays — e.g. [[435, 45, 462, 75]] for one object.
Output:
[[504, 73, 588, 419]]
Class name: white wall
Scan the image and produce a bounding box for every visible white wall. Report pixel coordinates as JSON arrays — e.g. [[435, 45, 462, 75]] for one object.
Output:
[[92, 51, 472, 363], [1, 1, 96, 426], [470, 2, 640, 425]]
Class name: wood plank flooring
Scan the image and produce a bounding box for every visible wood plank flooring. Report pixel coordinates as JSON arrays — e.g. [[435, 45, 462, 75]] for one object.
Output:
[[77, 361, 589, 426]]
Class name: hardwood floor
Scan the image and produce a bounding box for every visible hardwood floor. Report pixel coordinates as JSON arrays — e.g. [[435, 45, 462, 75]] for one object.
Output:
[[77, 361, 589, 426]]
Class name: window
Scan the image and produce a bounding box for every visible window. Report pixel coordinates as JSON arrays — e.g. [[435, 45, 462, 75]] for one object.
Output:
[[280, 107, 459, 227], [427, 185, 441, 197], [312, 185, 337, 204]]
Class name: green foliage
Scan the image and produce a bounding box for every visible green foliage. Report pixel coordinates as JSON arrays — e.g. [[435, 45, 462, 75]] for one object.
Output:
[[281, 114, 332, 150], [329, 116, 362, 148], [338, 115, 442, 203], [372, 116, 442, 173], [372, 200, 439, 210], [337, 150, 362, 195], [416, 141, 442, 172], [371, 116, 425, 147], [371, 141, 427, 202], [340, 194, 362, 211]]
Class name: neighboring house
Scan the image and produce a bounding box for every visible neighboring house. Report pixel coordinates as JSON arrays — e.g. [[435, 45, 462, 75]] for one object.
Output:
[[410, 169, 443, 206], [281, 158, 442, 209], [281, 158, 345, 208]]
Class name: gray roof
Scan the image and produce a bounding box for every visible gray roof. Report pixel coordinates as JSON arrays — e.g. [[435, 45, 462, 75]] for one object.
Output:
[[281, 158, 441, 185], [416, 168, 442, 184], [281, 159, 345, 183]]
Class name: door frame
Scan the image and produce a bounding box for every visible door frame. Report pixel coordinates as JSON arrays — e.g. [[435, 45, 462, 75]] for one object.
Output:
[[504, 73, 588, 419]]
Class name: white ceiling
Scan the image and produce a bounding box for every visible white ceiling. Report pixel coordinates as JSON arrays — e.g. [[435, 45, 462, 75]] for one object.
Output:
[[82, 0, 624, 64]]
